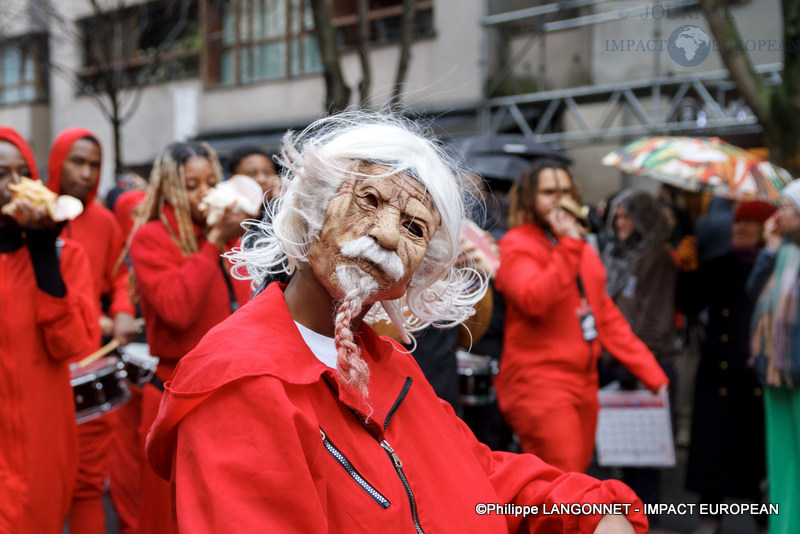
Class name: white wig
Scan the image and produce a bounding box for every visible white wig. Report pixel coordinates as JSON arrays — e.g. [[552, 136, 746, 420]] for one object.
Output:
[[227, 111, 486, 341]]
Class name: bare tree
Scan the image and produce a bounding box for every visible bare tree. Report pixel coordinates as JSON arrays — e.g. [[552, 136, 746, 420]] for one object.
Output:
[[22, 0, 196, 175], [309, 0, 419, 113], [389, 0, 415, 108], [309, 0, 351, 112], [355, 0, 371, 108], [701, 0, 800, 173]]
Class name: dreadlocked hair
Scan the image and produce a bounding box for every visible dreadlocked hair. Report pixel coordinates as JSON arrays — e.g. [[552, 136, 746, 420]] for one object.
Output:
[[118, 141, 223, 297]]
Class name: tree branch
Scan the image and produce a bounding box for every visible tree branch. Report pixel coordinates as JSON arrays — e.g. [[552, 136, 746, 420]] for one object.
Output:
[[390, 0, 415, 108], [699, 0, 772, 127], [355, 0, 371, 108], [120, 0, 192, 124], [309, 0, 351, 112]]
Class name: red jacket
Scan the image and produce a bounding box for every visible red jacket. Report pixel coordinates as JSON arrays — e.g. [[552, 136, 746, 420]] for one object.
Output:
[[128, 206, 249, 380], [47, 128, 136, 328], [495, 224, 668, 404], [0, 125, 98, 533], [146, 283, 649, 534]]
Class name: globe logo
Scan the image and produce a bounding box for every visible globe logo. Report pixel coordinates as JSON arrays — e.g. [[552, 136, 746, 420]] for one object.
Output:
[[668, 25, 711, 67]]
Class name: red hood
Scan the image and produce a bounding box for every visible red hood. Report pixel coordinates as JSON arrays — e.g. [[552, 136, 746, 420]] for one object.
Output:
[[47, 127, 102, 205], [146, 282, 399, 479], [0, 127, 40, 181], [113, 189, 146, 240]]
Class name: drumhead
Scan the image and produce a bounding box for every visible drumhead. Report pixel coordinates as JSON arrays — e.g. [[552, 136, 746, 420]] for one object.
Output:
[[456, 351, 492, 374], [120, 342, 158, 365]]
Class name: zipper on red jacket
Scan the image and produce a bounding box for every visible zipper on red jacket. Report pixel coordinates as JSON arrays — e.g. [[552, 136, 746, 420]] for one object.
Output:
[[384, 377, 412, 431], [380, 439, 424, 534], [320, 429, 391, 509]]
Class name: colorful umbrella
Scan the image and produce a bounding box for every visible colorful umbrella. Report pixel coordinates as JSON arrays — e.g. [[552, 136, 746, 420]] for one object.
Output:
[[602, 136, 794, 202]]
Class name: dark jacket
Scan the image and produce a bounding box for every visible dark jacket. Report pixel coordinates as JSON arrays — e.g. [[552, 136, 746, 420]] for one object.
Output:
[[612, 243, 678, 363], [677, 252, 765, 499]]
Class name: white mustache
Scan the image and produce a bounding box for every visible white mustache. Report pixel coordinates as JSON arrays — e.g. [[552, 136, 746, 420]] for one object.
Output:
[[340, 236, 404, 281]]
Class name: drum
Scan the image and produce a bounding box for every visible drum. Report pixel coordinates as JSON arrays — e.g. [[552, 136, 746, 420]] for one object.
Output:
[[70, 356, 131, 424], [456, 351, 498, 406], [118, 343, 159, 386]]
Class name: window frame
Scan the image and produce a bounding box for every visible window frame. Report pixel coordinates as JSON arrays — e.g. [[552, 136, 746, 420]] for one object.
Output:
[[203, 0, 320, 87], [0, 33, 49, 107], [76, 0, 202, 95], [202, 0, 435, 88]]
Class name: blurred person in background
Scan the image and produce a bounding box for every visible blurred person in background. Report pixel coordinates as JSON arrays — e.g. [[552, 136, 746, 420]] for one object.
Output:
[[495, 159, 668, 473], [113, 188, 147, 244], [601, 189, 678, 513], [678, 200, 774, 534], [0, 126, 98, 532], [226, 144, 281, 202], [696, 197, 735, 264], [228, 144, 290, 294], [106, 171, 147, 213], [46, 127, 139, 534], [127, 141, 251, 534], [747, 181, 800, 534]]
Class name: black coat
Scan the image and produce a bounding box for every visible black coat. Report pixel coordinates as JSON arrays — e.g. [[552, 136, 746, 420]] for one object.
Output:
[[677, 252, 765, 499]]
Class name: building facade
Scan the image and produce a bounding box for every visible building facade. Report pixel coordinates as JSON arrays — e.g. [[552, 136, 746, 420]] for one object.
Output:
[[0, 0, 784, 201]]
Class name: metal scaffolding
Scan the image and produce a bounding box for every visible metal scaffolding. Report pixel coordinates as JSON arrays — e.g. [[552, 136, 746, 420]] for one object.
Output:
[[478, 1, 780, 148]]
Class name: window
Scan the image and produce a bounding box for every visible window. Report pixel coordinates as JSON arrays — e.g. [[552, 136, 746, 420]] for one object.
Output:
[[204, 0, 434, 86], [78, 0, 201, 94], [332, 0, 434, 48], [0, 34, 48, 106], [205, 0, 321, 85]]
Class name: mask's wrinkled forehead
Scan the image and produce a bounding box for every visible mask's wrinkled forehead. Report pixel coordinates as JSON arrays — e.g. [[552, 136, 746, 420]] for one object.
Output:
[[346, 160, 438, 217]]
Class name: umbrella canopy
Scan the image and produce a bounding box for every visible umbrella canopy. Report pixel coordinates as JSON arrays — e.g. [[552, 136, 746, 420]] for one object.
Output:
[[462, 154, 530, 182], [457, 134, 571, 182], [461, 134, 572, 161], [602, 136, 793, 202]]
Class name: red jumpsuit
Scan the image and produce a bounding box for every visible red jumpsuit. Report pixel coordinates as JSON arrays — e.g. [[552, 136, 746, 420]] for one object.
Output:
[[0, 127, 98, 533], [47, 127, 137, 534], [146, 283, 650, 533], [495, 224, 668, 472], [128, 206, 249, 534], [108, 188, 145, 534]]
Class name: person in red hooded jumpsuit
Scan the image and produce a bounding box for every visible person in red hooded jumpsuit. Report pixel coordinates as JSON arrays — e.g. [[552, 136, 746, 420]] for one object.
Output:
[[47, 127, 140, 534], [0, 126, 97, 532]]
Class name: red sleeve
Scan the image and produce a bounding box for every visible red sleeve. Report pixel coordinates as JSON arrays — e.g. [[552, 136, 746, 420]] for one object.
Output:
[[594, 269, 669, 391], [169, 378, 328, 533], [105, 215, 136, 317], [496, 234, 585, 317], [437, 400, 649, 534], [129, 224, 227, 330], [36, 242, 100, 361]]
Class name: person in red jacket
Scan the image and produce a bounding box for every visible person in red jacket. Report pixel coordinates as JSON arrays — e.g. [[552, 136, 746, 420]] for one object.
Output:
[[128, 140, 250, 534], [146, 112, 648, 533], [0, 126, 98, 532], [46, 127, 140, 534], [495, 159, 669, 474], [108, 187, 146, 534]]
